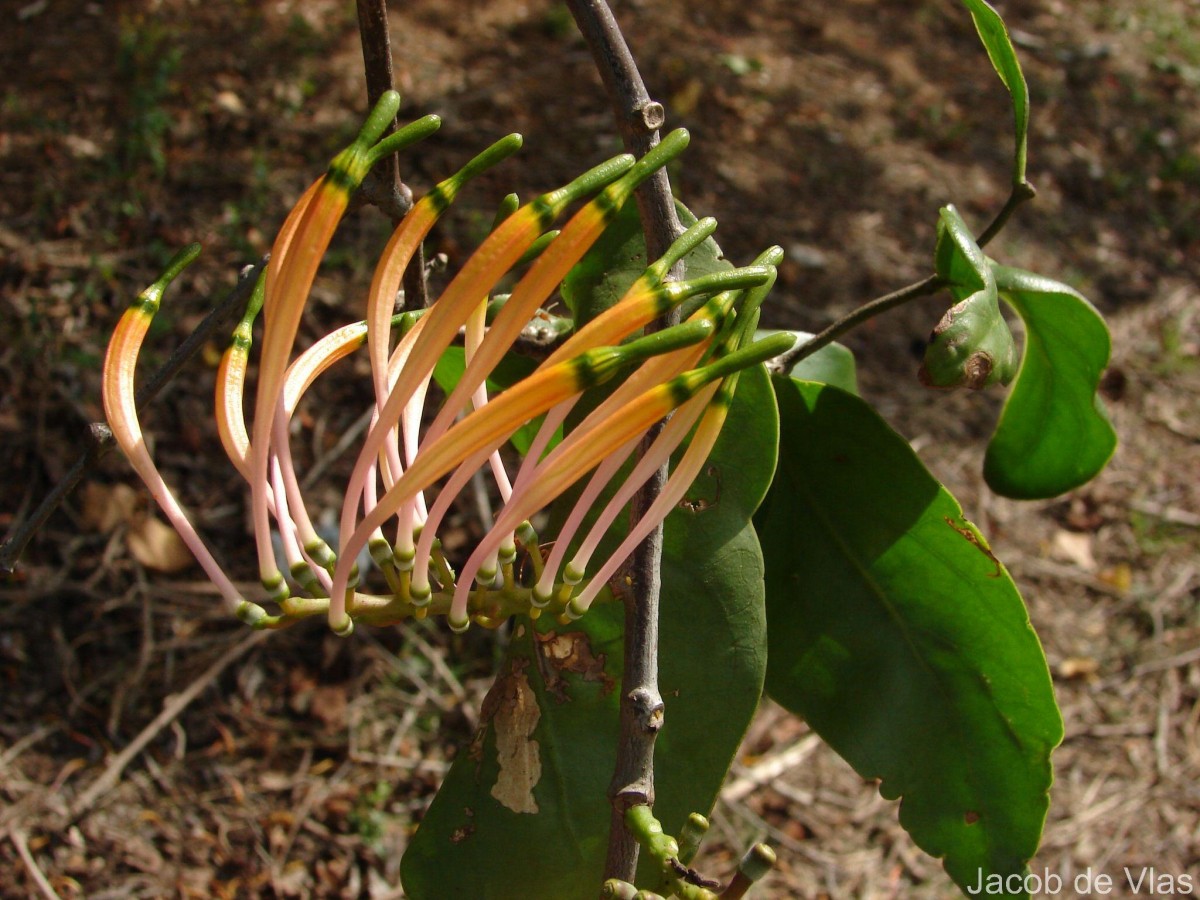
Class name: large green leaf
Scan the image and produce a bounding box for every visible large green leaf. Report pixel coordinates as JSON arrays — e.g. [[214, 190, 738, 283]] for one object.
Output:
[[759, 376, 1062, 899], [985, 265, 1116, 499], [922, 206, 1018, 389], [957, 0, 1030, 187], [400, 365, 776, 899], [561, 200, 731, 327]]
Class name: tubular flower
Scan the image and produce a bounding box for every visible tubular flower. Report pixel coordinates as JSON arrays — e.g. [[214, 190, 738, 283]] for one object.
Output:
[[101, 91, 787, 636]]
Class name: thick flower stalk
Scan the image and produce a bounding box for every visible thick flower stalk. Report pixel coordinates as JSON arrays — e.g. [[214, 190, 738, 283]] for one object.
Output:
[[102, 91, 787, 635]]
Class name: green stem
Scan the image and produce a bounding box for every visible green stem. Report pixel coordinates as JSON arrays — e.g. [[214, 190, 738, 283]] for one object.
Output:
[[976, 180, 1037, 249], [779, 274, 944, 375], [779, 179, 1036, 377]]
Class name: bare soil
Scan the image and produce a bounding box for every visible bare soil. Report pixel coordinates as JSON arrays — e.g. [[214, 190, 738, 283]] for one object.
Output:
[[1, 0, 1198, 897]]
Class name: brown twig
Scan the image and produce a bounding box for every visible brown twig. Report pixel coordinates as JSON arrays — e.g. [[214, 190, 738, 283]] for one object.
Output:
[[0, 258, 267, 574], [8, 827, 62, 900], [354, 0, 428, 310], [67, 629, 268, 822], [566, 0, 680, 886]]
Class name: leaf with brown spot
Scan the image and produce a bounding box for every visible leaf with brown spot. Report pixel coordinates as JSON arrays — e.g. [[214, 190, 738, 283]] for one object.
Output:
[[534, 629, 614, 703], [401, 365, 777, 899]]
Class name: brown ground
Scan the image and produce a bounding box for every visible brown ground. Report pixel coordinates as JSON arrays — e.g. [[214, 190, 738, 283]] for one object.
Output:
[[2, 0, 1198, 897]]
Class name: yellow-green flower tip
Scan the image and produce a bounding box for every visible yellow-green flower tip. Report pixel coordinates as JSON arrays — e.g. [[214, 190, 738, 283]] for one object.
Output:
[[531, 586, 553, 609], [448, 612, 470, 634], [368, 538, 394, 567], [304, 539, 336, 569], [262, 573, 290, 602], [738, 843, 777, 882], [392, 546, 415, 572], [236, 600, 269, 627], [678, 812, 710, 865], [563, 562, 584, 585], [515, 521, 537, 545], [410, 583, 432, 608], [566, 597, 587, 621], [331, 613, 355, 637], [601, 879, 638, 900]]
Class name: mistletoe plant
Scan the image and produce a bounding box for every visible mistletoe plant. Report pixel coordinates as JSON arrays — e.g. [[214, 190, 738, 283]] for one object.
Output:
[[94, 1, 1116, 898]]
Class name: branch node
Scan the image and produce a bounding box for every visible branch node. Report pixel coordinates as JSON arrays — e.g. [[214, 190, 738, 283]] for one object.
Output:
[[629, 685, 665, 732], [87, 422, 113, 448], [638, 100, 666, 131]]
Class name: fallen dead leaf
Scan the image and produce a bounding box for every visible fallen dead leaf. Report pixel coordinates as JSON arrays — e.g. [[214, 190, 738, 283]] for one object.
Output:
[[1058, 656, 1100, 681], [1049, 529, 1097, 572], [309, 684, 348, 731], [127, 516, 196, 573], [79, 481, 140, 532], [1098, 563, 1133, 593]]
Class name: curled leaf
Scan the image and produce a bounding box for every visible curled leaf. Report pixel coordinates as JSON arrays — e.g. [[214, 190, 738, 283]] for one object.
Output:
[[920, 206, 1017, 389]]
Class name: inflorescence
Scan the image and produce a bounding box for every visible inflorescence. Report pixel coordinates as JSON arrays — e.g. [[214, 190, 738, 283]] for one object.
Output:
[[102, 91, 787, 636]]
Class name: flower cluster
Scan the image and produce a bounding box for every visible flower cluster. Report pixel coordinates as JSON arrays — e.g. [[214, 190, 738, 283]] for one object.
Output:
[[102, 92, 788, 635]]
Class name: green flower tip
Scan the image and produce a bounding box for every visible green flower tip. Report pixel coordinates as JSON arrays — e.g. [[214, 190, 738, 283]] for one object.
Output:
[[756, 244, 785, 268], [331, 613, 355, 637], [618, 127, 690, 193], [367, 114, 442, 166], [448, 612, 470, 634], [155, 242, 203, 288], [358, 89, 403, 146]]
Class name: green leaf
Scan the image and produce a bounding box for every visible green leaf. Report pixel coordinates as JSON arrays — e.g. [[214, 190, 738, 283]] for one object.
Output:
[[561, 200, 731, 326], [759, 329, 859, 396], [957, 0, 1030, 187], [401, 366, 777, 899], [431, 346, 552, 455], [922, 206, 1018, 389], [985, 265, 1117, 499], [759, 376, 1062, 899]]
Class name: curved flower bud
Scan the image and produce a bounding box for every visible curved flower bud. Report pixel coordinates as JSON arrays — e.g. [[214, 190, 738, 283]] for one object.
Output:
[[102, 243, 268, 624]]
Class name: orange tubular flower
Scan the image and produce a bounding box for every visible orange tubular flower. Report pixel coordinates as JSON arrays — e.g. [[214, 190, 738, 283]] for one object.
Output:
[[102, 93, 786, 636]]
